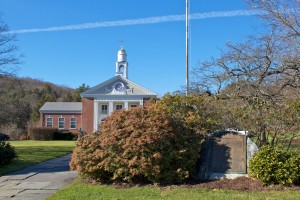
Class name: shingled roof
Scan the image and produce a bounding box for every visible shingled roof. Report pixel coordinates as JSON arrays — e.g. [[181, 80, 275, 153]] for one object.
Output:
[[39, 102, 82, 113]]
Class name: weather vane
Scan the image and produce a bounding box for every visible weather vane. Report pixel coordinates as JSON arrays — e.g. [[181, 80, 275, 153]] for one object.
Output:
[[119, 40, 124, 49]]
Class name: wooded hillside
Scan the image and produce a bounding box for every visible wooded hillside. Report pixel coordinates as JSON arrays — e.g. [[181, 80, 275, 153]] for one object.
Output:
[[0, 75, 76, 138]]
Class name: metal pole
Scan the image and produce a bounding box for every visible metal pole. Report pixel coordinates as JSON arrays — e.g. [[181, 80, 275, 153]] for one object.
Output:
[[185, 0, 189, 96]]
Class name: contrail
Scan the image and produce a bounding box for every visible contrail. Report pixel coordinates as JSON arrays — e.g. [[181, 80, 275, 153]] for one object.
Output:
[[3, 9, 263, 34]]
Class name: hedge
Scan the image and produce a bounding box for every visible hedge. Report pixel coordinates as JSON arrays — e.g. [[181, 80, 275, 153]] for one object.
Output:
[[53, 131, 77, 141], [29, 127, 58, 140]]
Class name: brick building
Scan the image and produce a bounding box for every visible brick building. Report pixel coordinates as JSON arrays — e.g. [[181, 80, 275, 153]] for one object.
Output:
[[39, 102, 82, 134], [39, 48, 157, 133]]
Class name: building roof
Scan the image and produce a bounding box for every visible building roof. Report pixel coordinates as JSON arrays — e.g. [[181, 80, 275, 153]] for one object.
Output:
[[39, 102, 82, 113], [81, 75, 157, 98], [118, 49, 126, 54]]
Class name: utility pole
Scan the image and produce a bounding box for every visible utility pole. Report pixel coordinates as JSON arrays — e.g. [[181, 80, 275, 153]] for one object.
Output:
[[185, 0, 189, 96]]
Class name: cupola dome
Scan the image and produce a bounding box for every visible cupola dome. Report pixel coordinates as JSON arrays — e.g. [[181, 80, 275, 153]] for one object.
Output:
[[118, 49, 126, 54], [117, 48, 127, 62]]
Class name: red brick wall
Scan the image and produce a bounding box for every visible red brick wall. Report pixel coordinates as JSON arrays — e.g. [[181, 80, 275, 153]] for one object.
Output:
[[81, 97, 94, 134], [40, 112, 44, 127], [40, 113, 82, 134]]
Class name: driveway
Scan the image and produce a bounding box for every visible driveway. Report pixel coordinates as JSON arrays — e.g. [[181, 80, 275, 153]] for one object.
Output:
[[0, 154, 77, 200]]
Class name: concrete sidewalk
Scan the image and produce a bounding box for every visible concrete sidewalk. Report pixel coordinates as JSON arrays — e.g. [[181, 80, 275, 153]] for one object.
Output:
[[0, 154, 77, 200]]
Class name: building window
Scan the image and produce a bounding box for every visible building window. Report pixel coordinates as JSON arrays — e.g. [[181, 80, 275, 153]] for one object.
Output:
[[46, 117, 53, 127], [130, 104, 138, 108], [101, 105, 108, 114], [119, 65, 124, 75], [58, 117, 65, 129], [70, 117, 76, 129], [116, 104, 123, 110]]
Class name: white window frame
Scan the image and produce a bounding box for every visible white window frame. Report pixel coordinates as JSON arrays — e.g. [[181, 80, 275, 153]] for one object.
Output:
[[101, 104, 108, 114], [70, 117, 76, 129], [46, 116, 53, 127], [58, 117, 65, 129]]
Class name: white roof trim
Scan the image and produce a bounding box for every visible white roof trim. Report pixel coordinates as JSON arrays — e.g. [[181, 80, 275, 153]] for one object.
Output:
[[81, 75, 157, 97]]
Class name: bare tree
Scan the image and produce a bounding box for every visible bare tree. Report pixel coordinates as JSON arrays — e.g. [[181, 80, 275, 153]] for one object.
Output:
[[0, 16, 21, 131], [191, 0, 300, 145], [193, 30, 299, 101], [246, 0, 300, 92], [193, 0, 300, 100], [0, 17, 20, 76], [247, 0, 300, 38]]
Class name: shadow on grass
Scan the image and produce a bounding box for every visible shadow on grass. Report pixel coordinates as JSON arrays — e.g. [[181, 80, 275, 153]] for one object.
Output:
[[0, 144, 74, 176], [1, 153, 73, 176]]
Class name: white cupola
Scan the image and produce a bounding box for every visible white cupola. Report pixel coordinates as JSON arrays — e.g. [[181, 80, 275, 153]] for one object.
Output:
[[116, 47, 128, 79], [118, 48, 127, 62]]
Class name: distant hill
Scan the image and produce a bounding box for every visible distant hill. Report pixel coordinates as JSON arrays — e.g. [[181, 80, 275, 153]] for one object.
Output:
[[0, 76, 73, 98], [0, 75, 75, 138]]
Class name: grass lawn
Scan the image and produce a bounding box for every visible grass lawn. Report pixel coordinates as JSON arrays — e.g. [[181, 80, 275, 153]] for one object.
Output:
[[252, 135, 300, 154], [0, 140, 75, 175], [282, 143, 300, 154], [48, 178, 300, 200]]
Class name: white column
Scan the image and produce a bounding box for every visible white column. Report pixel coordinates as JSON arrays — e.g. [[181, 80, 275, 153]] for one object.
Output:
[[94, 101, 98, 132], [116, 62, 119, 75], [124, 101, 129, 110], [140, 98, 144, 107], [109, 101, 114, 114], [124, 65, 128, 79]]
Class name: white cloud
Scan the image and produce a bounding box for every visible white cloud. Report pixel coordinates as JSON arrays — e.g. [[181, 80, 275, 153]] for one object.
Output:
[[3, 9, 263, 34]]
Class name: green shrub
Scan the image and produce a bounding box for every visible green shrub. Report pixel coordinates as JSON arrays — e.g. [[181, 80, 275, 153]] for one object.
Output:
[[29, 127, 58, 140], [153, 94, 222, 136], [249, 145, 300, 185], [53, 131, 76, 141], [70, 108, 201, 184], [0, 141, 17, 166]]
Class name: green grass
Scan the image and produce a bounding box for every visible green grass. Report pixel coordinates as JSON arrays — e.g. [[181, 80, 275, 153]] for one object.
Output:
[[251, 135, 300, 154], [282, 143, 300, 154], [48, 178, 300, 200], [0, 140, 75, 175]]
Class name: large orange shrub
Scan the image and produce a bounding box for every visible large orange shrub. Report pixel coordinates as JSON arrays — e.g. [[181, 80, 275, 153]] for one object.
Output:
[[70, 107, 201, 184]]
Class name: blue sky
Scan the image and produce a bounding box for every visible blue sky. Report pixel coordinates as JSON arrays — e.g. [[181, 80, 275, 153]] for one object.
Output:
[[0, 0, 262, 96]]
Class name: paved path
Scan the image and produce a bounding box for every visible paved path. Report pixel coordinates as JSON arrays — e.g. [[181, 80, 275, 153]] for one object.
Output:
[[0, 154, 77, 200]]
